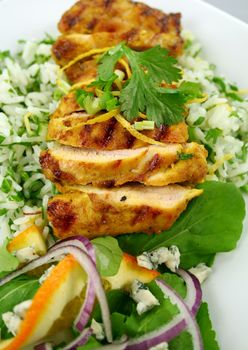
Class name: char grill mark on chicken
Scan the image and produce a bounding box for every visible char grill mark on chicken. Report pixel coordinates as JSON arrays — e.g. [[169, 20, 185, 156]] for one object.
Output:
[[53, 0, 183, 83], [47, 112, 189, 149], [40, 143, 208, 187], [47, 185, 202, 239], [40, 0, 208, 239], [57, 0, 183, 54]]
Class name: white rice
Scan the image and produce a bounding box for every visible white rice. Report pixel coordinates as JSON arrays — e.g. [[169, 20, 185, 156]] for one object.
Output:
[[179, 31, 248, 190], [0, 32, 247, 244], [0, 37, 63, 243]]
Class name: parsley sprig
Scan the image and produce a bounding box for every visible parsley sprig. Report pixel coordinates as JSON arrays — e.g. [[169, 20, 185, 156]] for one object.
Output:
[[75, 43, 203, 126]]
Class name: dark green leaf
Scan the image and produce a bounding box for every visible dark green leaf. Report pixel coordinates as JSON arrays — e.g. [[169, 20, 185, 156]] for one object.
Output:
[[98, 44, 124, 81], [178, 81, 203, 102], [92, 237, 122, 276], [197, 302, 220, 350], [0, 275, 39, 339], [133, 46, 181, 84], [118, 181, 245, 269]]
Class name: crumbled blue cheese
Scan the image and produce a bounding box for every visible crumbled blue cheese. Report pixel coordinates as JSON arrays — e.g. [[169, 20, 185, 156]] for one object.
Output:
[[91, 318, 105, 340], [15, 246, 39, 263], [39, 265, 55, 284], [137, 246, 180, 272], [150, 342, 169, 350], [130, 280, 159, 315], [189, 263, 212, 284], [2, 300, 32, 336]]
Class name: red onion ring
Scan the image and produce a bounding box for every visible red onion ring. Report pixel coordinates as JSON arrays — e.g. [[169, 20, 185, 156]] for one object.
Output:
[[177, 268, 202, 316], [50, 237, 96, 331], [0, 246, 112, 343], [52, 236, 96, 264], [155, 279, 203, 350], [63, 327, 93, 350]]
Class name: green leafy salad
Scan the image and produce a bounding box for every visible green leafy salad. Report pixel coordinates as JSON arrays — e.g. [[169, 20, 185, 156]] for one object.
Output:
[[0, 30, 247, 350]]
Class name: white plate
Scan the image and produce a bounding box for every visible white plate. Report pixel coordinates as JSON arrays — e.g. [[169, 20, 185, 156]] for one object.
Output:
[[0, 0, 247, 349]]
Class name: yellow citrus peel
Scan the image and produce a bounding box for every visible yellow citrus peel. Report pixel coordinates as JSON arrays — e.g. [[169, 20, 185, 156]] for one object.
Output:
[[118, 58, 132, 79], [208, 153, 233, 175]]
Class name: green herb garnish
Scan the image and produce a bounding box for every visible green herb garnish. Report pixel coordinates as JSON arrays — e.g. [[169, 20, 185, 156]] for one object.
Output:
[[177, 152, 194, 160]]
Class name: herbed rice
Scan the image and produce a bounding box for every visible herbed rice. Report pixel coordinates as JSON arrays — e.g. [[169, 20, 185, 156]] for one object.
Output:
[[0, 32, 247, 242]]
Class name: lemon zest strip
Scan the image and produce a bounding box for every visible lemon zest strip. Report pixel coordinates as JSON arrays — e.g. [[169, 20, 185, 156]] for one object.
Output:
[[23, 112, 33, 135], [61, 47, 112, 72], [57, 109, 120, 131], [208, 153, 233, 175], [187, 93, 208, 104], [118, 58, 132, 79]]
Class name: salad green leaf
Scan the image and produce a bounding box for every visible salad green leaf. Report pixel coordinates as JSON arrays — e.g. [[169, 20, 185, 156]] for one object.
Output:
[[197, 303, 220, 350], [87, 273, 219, 350], [118, 181, 245, 268], [92, 237, 122, 276], [0, 275, 39, 339], [0, 240, 19, 274]]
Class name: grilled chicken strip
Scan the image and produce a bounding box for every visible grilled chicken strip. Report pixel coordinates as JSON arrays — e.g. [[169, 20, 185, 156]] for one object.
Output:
[[47, 112, 188, 149], [53, 30, 183, 83], [54, 0, 183, 83], [47, 184, 202, 238], [40, 143, 207, 187], [57, 0, 183, 55]]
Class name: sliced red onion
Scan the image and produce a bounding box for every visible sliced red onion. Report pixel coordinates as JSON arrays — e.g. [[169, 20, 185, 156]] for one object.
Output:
[[125, 278, 203, 350], [63, 327, 93, 350], [177, 269, 202, 316], [126, 313, 186, 350], [51, 237, 97, 331], [52, 236, 96, 264], [51, 240, 96, 332], [0, 246, 112, 343], [155, 279, 203, 350]]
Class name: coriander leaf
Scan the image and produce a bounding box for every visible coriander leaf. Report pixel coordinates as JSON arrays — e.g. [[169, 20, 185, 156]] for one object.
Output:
[[98, 44, 124, 81], [132, 46, 181, 84], [177, 152, 194, 160], [197, 303, 220, 350], [178, 81, 203, 102], [118, 181, 245, 269], [0, 240, 19, 274], [92, 237, 122, 276], [0, 275, 39, 339], [89, 73, 118, 91], [120, 69, 185, 125]]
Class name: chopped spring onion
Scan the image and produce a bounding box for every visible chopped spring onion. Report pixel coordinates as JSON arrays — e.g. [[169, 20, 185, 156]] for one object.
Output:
[[134, 121, 155, 131]]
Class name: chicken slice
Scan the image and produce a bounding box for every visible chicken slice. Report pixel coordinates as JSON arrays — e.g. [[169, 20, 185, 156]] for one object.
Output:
[[53, 30, 183, 68], [40, 143, 207, 187], [57, 0, 183, 56], [53, 29, 184, 83], [47, 184, 202, 238], [47, 112, 188, 149]]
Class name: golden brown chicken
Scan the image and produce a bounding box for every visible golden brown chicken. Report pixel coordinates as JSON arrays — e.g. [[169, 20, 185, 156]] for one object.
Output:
[[57, 0, 183, 54], [47, 112, 189, 149], [53, 0, 183, 83], [40, 143, 207, 187], [47, 184, 202, 239]]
